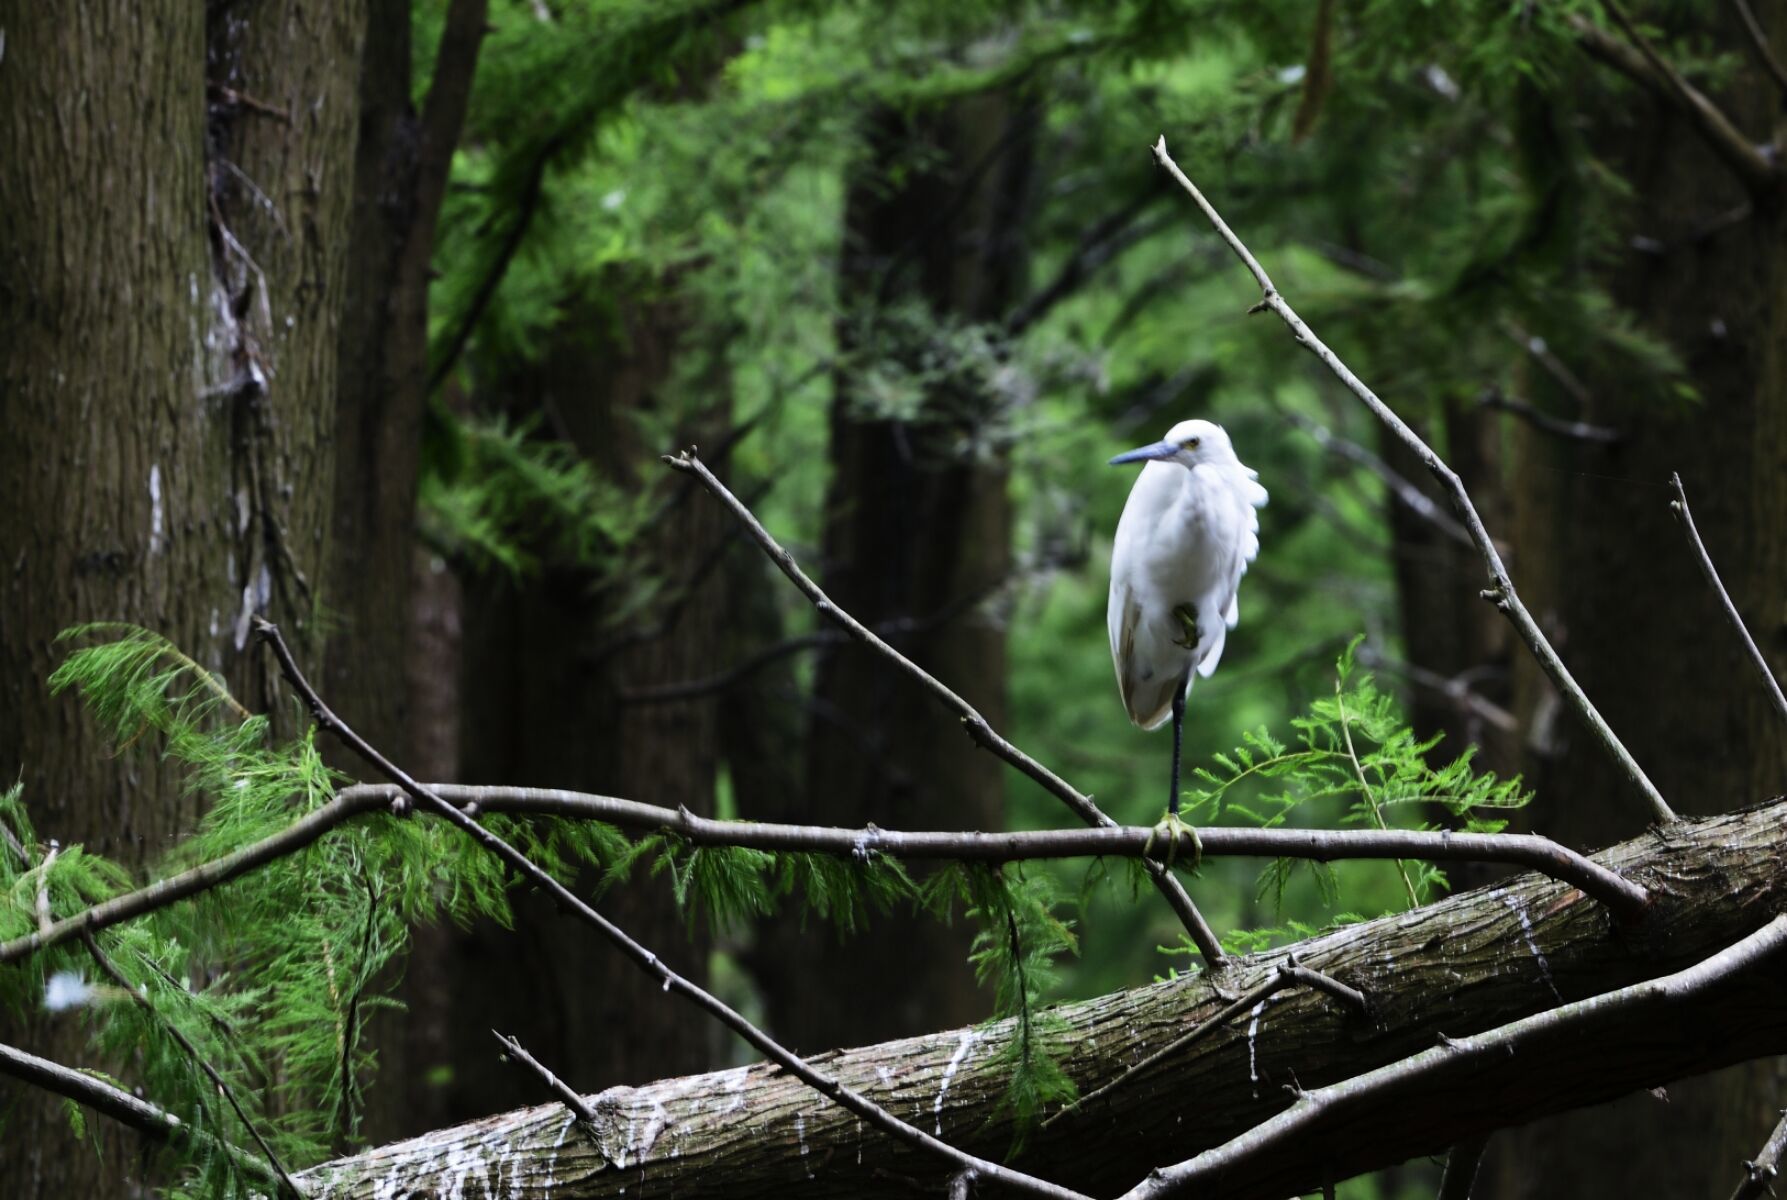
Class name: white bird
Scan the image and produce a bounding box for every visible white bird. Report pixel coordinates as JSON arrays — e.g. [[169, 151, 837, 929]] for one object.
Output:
[[1107, 418, 1267, 817]]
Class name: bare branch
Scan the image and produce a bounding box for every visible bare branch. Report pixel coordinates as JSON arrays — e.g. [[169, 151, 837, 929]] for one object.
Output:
[[0, 1040, 282, 1184], [1478, 390, 1623, 445], [1150, 136, 1677, 826], [414, 0, 490, 236], [1569, 7, 1777, 192], [1730, 1105, 1787, 1200], [661, 446, 1229, 965], [82, 931, 307, 1198], [1285, 411, 1477, 549], [1355, 645, 1517, 736], [1728, 0, 1787, 99], [253, 619, 1092, 1200], [0, 774, 1649, 967], [616, 631, 838, 703], [493, 1029, 604, 1137], [1125, 914, 1787, 1200], [0, 789, 390, 964], [1670, 473, 1787, 725]]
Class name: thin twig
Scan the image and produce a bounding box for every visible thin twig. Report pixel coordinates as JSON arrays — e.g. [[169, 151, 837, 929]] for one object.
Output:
[[253, 618, 1092, 1200], [662, 447, 1229, 965], [82, 932, 307, 1198], [1670, 473, 1787, 725], [1286, 411, 1475, 549], [1355, 645, 1517, 735], [1730, 1105, 1787, 1200], [1479, 390, 1623, 445], [1045, 956, 1368, 1128], [1123, 914, 1787, 1200], [492, 1030, 599, 1124], [1438, 1133, 1490, 1200], [0, 778, 1650, 967], [1150, 136, 1677, 826], [1336, 684, 1420, 908], [1728, 0, 1787, 99]]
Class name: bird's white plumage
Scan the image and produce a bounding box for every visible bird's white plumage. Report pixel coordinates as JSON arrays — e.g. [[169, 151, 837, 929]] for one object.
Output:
[[1107, 420, 1267, 729]]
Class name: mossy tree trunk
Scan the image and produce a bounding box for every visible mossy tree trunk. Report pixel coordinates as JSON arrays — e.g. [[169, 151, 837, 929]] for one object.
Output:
[[0, 0, 367, 1192]]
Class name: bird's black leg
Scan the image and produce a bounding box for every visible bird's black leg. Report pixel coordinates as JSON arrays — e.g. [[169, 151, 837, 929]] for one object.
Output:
[[1170, 672, 1188, 815]]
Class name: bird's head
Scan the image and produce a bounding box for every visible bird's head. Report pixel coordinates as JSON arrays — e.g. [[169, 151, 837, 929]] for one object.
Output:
[[1108, 419, 1236, 469]]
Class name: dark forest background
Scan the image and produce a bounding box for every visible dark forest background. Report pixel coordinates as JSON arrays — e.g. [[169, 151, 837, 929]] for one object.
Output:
[[3, 1, 1785, 1196]]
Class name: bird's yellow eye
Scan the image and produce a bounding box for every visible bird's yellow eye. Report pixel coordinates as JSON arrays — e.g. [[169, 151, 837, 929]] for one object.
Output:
[[1183, 436, 1201, 449]]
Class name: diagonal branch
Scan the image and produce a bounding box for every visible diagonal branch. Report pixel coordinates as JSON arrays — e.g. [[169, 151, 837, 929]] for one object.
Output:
[[494, 1030, 598, 1123], [662, 447, 1229, 965], [1569, 6, 1777, 192], [1150, 136, 1677, 826], [415, 0, 490, 227], [1124, 914, 1787, 1200], [1286, 411, 1477, 549], [0, 1040, 283, 1185], [1669, 473, 1787, 725], [1728, 0, 1787, 100], [1479, 389, 1623, 445], [252, 618, 1091, 1200]]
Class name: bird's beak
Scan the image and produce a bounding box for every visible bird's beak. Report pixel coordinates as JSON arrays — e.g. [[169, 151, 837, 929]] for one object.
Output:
[[1107, 440, 1179, 466]]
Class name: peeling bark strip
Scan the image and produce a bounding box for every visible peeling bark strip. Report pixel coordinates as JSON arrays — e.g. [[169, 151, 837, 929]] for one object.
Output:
[[298, 800, 1787, 1199]]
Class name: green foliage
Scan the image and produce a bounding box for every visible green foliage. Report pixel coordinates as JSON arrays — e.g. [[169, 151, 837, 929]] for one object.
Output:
[[922, 863, 1080, 1148], [419, 408, 649, 576], [1174, 641, 1528, 919]]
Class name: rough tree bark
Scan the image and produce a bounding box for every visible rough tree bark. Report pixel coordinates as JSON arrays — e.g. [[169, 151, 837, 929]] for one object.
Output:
[[1482, 6, 1787, 1193], [758, 94, 1037, 1052], [293, 798, 1787, 1199], [0, 1, 367, 1193]]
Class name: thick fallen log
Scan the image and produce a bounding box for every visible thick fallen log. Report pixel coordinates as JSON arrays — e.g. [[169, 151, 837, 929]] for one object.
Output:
[[299, 799, 1787, 1199]]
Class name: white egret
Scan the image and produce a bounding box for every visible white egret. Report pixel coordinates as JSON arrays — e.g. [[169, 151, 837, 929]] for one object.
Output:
[[1107, 419, 1267, 829]]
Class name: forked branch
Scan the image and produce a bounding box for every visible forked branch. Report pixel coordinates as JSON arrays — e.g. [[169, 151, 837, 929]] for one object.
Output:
[[1150, 136, 1676, 826]]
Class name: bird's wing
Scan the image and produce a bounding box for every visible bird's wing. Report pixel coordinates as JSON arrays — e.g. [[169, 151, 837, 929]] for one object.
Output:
[[1108, 465, 1187, 730], [1111, 575, 1181, 729], [1195, 465, 1268, 680]]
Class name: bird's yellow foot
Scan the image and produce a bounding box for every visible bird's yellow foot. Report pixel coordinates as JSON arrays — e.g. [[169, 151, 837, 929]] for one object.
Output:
[[1144, 810, 1202, 872], [1171, 603, 1201, 651]]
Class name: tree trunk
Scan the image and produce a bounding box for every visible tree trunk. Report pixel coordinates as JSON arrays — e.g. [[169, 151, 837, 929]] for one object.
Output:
[[759, 94, 1036, 1053], [0, 0, 366, 1192], [443, 298, 726, 1122], [1481, 8, 1787, 1193], [296, 798, 1787, 1199]]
